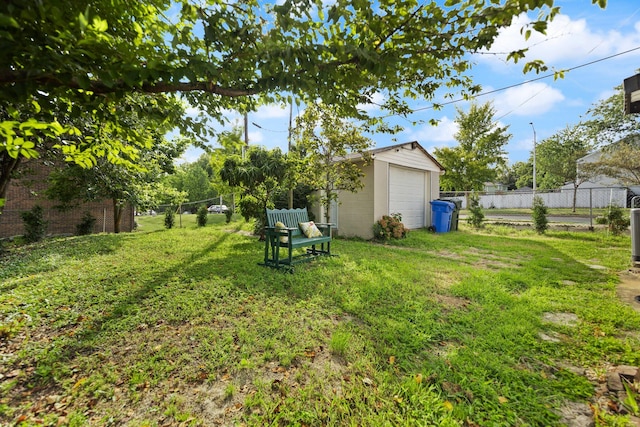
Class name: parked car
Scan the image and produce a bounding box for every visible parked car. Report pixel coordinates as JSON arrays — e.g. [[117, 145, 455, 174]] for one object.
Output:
[[208, 204, 229, 213]]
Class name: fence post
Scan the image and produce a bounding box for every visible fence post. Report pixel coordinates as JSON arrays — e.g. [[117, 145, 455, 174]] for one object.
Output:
[[589, 189, 593, 230]]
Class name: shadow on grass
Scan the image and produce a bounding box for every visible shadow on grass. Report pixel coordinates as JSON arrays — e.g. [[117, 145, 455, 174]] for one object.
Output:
[[4, 225, 637, 427]]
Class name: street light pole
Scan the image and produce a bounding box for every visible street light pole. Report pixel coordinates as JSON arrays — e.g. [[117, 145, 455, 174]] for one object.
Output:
[[529, 122, 536, 194]]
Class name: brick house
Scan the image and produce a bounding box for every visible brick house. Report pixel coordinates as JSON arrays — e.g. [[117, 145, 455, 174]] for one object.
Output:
[[0, 159, 135, 239]]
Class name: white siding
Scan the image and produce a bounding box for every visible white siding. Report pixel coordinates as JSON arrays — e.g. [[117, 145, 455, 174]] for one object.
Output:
[[336, 163, 375, 238], [374, 144, 441, 171]]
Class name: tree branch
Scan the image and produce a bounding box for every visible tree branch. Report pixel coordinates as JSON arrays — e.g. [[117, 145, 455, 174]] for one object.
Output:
[[0, 70, 258, 97]]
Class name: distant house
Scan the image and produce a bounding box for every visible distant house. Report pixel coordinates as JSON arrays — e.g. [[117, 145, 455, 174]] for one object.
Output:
[[311, 141, 445, 240], [559, 145, 640, 194], [483, 182, 509, 193], [0, 159, 135, 239]]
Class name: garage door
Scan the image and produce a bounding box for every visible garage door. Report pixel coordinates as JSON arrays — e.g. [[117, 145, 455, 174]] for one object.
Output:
[[389, 166, 425, 229]]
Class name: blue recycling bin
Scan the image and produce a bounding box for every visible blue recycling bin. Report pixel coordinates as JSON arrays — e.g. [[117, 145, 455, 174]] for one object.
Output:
[[430, 200, 455, 232]]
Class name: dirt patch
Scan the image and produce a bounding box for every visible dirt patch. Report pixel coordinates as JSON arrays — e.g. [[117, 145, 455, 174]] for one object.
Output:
[[433, 294, 470, 311], [542, 312, 579, 327], [618, 269, 640, 313]]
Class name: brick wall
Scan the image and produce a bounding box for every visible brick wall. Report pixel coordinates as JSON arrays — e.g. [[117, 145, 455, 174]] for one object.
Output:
[[1, 160, 134, 239]]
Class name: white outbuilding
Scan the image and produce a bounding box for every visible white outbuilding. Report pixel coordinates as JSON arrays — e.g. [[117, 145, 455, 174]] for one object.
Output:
[[311, 141, 445, 239]]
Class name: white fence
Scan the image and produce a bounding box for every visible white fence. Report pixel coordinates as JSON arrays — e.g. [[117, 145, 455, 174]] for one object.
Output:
[[440, 187, 629, 210]]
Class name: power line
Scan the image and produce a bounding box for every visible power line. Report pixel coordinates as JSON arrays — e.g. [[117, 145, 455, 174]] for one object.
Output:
[[396, 45, 640, 116]]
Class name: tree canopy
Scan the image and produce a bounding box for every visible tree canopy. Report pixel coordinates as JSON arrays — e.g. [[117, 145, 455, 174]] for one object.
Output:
[[579, 86, 640, 187], [434, 102, 511, 191], [0, 0, 608, 216]]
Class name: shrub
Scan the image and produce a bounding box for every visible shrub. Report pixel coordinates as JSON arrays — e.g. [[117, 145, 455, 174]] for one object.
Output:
[[595, 216, 608, 225], [196, 205, 208, 227], [604, 205, 629, 236], [467, 193, 484, 228], [373, 213, 408, 241], [532, 196, 548, 234], [76, 212, 96, 235], [20, 205, 48, 242], [164, 208, 175, 229]]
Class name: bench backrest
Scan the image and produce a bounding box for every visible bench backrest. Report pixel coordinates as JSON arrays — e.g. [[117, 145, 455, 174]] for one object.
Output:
[[266, 208, 310, 237]]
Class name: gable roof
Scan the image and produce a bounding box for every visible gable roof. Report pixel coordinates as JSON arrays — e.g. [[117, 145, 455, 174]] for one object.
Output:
[[342, 141, 445, 171]]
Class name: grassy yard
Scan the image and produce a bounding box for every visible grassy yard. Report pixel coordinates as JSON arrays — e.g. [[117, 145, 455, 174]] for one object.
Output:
[[1, 216, 639, 426]]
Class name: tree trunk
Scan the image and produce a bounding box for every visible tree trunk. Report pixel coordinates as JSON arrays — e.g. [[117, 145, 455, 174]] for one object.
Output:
[[572, 183, 578, 213], [0, 153, 21, 216], [113, 198, 123, 233]]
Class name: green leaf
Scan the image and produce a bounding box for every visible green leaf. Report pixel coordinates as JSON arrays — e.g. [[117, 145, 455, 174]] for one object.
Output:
[[78, 12, 89, 30], [91, 17, 108, 32], [0, 14, 19, 28]]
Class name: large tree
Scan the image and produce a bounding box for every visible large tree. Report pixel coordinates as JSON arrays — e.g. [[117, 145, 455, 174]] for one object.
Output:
[[582, 136, 640, 186], [579, 85, 640, 187], [583, 85, 640, 147], [165, 162, 217, 205], [535, 124, 593, 211], [293, 103, 373, 223], [435, 102, 511, 191], [0, 0, 607, 211]]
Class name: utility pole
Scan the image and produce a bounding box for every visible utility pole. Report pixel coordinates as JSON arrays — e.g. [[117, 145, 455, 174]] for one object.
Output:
[[288, 103, 293, 209], [529, 122, 537, 195]]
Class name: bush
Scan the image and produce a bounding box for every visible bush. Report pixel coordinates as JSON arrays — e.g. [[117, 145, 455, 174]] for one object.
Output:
[[196, 205, 208, 227], [164, 208, 175, 229], [532, 196, 548, 234], [373, 213, 408, 241], [76, 212, 96, 235], [466, 193, 484, 228], [604, 205, 629, 236], [20, 205, 48, 242]]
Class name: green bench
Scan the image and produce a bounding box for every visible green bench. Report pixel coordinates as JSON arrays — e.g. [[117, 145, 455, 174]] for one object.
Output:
[[262, 208, 334, 271]]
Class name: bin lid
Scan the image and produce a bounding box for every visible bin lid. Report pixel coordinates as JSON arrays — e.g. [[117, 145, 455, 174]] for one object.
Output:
[[430, 200, 455, 208]]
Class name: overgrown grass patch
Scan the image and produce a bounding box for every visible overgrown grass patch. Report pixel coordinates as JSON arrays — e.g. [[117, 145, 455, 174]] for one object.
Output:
[[1, 218, 638, 425]]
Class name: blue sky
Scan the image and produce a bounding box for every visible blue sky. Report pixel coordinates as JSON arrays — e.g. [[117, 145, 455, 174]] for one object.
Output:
[[179, 1, 640, 166]]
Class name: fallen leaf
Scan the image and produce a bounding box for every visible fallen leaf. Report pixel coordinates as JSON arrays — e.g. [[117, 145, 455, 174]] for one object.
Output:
[[443, 400, 454, 411], [6, 369, 22, 378], [498, 396, 508, 404], [73, 378, 87, 389], [389, 356, 396, 365], [362, 377, 374, 386], [415, 373, 423, 384], [393, 395, 403, 403]]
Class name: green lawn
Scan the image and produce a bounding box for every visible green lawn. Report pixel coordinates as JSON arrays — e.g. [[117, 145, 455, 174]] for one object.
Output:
[[460, 207, 610, 217], [1, 218, 639, 426]]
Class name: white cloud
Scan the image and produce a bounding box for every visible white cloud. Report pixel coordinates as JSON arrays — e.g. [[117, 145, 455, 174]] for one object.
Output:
[[492, 82, 565, 117], [479, 13, 640, 69], [357, 92, 386, 112], [247, 130, 264, 144], [254, 104, 290, 120], [403, 116, 458, 146]]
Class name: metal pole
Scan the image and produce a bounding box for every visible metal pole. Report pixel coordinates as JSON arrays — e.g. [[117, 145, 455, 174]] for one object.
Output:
[[529, 122, 536, 195], [589, 188, 593, 230], [288, 103, 293, 209]]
